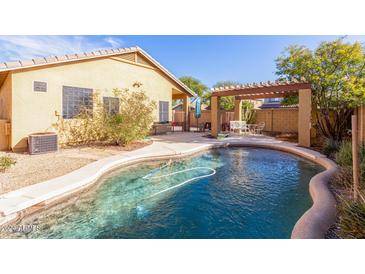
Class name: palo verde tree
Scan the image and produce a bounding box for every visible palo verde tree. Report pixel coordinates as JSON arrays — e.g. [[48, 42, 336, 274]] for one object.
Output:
[[276, 38, 365, 141]]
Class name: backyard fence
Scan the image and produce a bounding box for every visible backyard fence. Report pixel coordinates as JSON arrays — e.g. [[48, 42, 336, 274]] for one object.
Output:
[[255, 108, 298, 133], [173, 110, 235, 128], [173, 108, 299, 133]]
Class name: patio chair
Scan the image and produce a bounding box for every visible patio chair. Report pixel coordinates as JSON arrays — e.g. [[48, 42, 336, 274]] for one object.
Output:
[[240, 121, 250, 135], [254, 122, 265, 135], [230, 121, 241, 132]]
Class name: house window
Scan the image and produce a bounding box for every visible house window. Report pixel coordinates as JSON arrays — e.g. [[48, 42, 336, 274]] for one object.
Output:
[[62, 86, 93, 119], [103, 97, 120, 114], [34, 81, 47, 92], [159, 101, 169, 122]]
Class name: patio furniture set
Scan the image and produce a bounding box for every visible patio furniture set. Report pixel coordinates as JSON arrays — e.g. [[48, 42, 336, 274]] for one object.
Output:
[[229, 121, 265, 135]]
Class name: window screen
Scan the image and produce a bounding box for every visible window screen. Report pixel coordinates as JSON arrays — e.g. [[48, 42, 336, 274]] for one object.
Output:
[[62, 86, 93, 119], [159, 101, 169, 122], [34, 81, 47, 92], [103, 97, 120, 115]]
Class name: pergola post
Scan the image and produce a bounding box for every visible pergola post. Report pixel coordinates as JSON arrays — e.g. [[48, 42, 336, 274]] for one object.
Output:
[[234, 98, 242, 121], [182, 95, 189, 131], [298, 89, 312, 147], [211, 96, 219, 137]]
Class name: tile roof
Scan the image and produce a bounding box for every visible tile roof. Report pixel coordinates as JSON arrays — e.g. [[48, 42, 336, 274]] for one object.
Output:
[[0, 46, 196, 97], [0, 47, 140, 71]]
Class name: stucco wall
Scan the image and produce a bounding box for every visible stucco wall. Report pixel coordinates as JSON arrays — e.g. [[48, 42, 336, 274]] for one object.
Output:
[[255, 108, 298, 133], [11, 56, 183, 151]]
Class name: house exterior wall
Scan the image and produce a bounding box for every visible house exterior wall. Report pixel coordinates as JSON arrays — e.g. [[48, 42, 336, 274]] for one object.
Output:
[[10, 56, 184, 151]]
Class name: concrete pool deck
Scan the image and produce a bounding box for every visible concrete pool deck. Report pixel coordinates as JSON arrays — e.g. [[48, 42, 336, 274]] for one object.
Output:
[[0, 133, 338, 239]]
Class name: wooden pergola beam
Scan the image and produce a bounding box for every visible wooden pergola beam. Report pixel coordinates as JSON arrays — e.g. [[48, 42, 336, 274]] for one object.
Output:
[[212, 82, 311, 97], [235, 91, 298, 100]]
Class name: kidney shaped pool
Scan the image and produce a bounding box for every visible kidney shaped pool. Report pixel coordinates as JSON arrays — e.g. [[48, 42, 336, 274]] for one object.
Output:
[[1, 147, 324, 239]]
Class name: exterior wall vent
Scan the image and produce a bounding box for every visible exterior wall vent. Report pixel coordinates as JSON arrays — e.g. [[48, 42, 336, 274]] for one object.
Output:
[[34, 81, 47, 92], [28, 132, 58, 155]]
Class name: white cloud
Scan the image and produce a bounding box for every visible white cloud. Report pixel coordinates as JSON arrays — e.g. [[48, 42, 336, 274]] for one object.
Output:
[[0, 36, 125, 62], [104, 37, 124, 48]]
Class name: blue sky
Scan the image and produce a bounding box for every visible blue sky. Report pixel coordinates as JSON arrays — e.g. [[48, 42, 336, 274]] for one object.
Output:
[[0, 35, 364, 87]]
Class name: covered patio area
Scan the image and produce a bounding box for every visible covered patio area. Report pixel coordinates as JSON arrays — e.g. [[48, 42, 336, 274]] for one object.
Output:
[[210, 80, 312, 147]]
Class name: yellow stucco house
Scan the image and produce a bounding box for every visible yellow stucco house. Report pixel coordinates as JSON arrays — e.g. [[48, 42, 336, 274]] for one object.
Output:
[[0, 46, 195, 152]]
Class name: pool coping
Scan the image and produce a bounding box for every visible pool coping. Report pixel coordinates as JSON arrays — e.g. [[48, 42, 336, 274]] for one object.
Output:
[[0, 137, 338, 239]]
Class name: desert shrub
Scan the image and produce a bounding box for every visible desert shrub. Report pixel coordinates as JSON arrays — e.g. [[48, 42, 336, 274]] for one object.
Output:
[[334, 141, 365, 183], [323, 138, 341, 158], [54, 86, 156, 146], [332, 166, 353, 189], [337, 194, 365, 238], [335, 141, 365, 167], [0, 155, 16, 172], [106, 88, 156, 145], [55, 93, 108, 145]]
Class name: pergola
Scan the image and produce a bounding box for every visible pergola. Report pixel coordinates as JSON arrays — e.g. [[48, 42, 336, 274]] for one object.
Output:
[[210, 80, 312, 147]]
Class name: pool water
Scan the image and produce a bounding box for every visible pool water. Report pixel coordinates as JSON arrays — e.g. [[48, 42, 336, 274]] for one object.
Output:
[[1, 147, 324, 239]]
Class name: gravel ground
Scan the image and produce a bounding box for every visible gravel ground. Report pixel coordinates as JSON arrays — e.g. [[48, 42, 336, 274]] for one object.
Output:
[[0, 141, 151, 194]]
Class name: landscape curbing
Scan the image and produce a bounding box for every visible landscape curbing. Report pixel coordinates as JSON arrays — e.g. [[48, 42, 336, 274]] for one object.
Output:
[[0, 135, 338, 238]]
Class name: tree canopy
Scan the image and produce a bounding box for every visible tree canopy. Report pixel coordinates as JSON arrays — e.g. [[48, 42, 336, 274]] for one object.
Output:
[[179, 76, 209, 98], [276, 38, 365, 141], [212, 81, 241, 110]]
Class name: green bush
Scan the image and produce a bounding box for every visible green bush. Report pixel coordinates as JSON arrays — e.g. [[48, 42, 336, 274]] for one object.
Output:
[[323, 138, 341, 158], [0, 155, 16, 172], [335, 141, 365, 167], [106, 88, 156, 145], [337, 195, 365, 238], [54, 85, 156, 146], [335, 141, 365, 182]]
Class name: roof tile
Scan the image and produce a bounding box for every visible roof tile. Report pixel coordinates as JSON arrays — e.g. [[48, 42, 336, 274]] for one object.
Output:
[[56, 55, 68, 61], [76, 53, 86, 58], [93, 51, 102, 56], [45, 56, 57, 63], [66, 54, 77, 60], [5, 61, 21, 68], [0, 63, 7, 70], [106, 49, 114, 54], [33, 58, 46, 65], [20, 60, 35, 66], [85, 52, 95, 57]]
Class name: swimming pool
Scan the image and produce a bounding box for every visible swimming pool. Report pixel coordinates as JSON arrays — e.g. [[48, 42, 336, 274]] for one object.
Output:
[[1, 147, 324, 239]]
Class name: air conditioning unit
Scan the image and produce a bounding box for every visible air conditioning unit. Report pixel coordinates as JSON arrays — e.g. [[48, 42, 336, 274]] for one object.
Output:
[[28, 132, 58, 155]]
